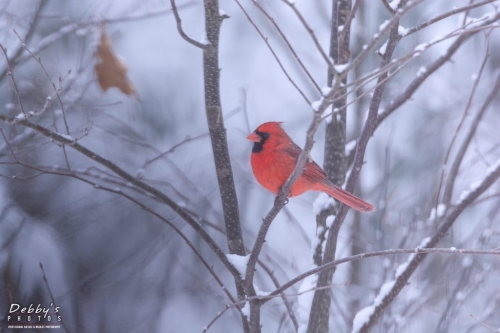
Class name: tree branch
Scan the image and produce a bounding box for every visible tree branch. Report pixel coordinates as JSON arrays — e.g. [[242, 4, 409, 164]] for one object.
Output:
[[354, 157, 500, 333], [170, 0, 210, 49], [0, 115, 245, 285], [201, 0, 248, 331], [442, 72, 500, 205], [264, 247, 500, 301]]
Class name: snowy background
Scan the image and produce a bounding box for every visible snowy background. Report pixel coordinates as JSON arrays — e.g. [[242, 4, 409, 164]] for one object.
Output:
[[0, 0, 499, 332]]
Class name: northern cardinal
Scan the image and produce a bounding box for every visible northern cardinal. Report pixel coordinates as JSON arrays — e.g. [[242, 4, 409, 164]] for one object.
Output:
[[247, 122, 374, 212]]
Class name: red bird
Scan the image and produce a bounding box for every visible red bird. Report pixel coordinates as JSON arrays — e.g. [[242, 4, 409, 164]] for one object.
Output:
[[247, 122, 374, 212]]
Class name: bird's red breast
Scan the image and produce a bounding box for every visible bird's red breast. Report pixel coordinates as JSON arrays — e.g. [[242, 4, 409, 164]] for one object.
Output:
[[247, 122, 374, 212]]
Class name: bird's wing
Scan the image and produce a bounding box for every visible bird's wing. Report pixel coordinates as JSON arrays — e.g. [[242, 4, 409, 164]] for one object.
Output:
[[302, 160, 328, 183], [282, 143, 328, 183]]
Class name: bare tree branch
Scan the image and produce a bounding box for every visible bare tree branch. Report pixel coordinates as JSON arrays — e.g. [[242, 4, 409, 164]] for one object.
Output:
[[405, 0, 498, 36], [0, 114, 245, 285], [264, 246, 500, 301], [236, 0, 312, 104], [170, 0, 210, 49], [442, 73, 500, 205], [251, 0, 322, 93], [201, 0, 248, 331], [355, 158, 500, 333], [0, 0, 47, 82]]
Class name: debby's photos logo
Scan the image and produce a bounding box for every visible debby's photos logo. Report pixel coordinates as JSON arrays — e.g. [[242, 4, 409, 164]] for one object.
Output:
[[6, 303, 63, 330]]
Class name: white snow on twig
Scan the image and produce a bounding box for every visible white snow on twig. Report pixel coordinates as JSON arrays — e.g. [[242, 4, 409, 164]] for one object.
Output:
[[226, 254, 249, 276], [241, 301, 250, 318], [333, 63, 349, 73], [15, 113, 27, 120], [457, 158, 500, 204], [60, 133, 74, 141], [312, 193, 335, 215], [253, 284, 271, 298], [389, 0, 401, 10], [352, 237, 431, 333], [378, 41, 388, 56], [352, 280, 395, 333]]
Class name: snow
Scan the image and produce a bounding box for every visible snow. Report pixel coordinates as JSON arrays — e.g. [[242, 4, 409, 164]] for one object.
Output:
[[297, 274, 318, 333], [379, 20, 390, 32], [334, 63, 349, 73], [414, 43, 427, 53], [326, 215, 335, 228], [200, 30, 209, 45], [436, 204, 446, 217], [5, 102, 15, 110], [419, 237, 432, 248], [458, 189, 471, 203], [226, 254, 249, 276], [352, 281, 395, 333], [395, 237, 431, 278], [429, 208, 436, 222], [456, 161, 500, 204], [398, 25, 409, 36], [417, 66, 427, 77], [311, 99, 322, 112], [470, 181, 481, 191], [389, 0, 401, 10], [316, 225, 325, 235], [378, 41, 388, 56], [345, 140, 357, 154], [253, 284, 271, 298], [471, 73, 478, 81], [219, 9, 226, 16], [321, 86, 332, 96], [338, 25, 344, 32], [15, 113, 26, 120], [241, 302, 250, 318], [312, 193, 335, 215], [60, 133, 74, 141], [486, 158, 500, 175]]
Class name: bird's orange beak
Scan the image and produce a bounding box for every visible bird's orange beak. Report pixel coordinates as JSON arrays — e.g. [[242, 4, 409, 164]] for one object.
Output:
[[247, 132, 260, 142]]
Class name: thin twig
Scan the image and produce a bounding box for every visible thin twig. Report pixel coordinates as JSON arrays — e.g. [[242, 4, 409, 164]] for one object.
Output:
[[251, 0, 321, 93], [14, 30, 71, 134], [0, 114, 244, 285], [437, 38, 490, 208], [39, 263, 71, 333], [355, 159, 500, 333], [0, 44, 26, 116], [170, 0, 210, 49], [235, 0, 311, 105], [0, 0, 47, 82], [405, 0, 498, 36], [342, 0, 425, 75], [442, 72, 500, 205], [266, 247, 500, 302], [0, 133, 241, 314], [338, 0, 361, 55], [281, 0, 335, 71], [376, 12, 500, 126], [380, 0, 395, 13]]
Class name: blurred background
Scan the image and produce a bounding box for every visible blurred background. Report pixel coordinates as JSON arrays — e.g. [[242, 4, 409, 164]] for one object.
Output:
[[0, 0, 499, 332]]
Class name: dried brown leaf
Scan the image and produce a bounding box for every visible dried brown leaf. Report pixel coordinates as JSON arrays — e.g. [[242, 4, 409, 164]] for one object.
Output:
[[94, 29, 137, 98]]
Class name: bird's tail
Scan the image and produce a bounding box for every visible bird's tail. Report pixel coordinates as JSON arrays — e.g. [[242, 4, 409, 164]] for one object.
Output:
[[320, 182, 375, 212]]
